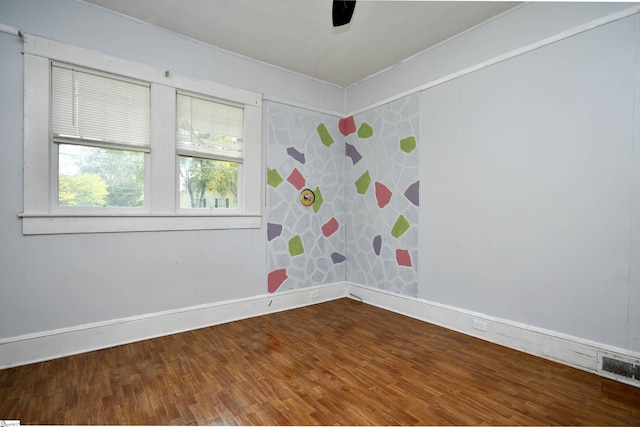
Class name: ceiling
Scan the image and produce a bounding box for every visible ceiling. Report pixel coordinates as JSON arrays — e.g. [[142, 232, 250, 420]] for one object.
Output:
[[82, 0, 520, 88]]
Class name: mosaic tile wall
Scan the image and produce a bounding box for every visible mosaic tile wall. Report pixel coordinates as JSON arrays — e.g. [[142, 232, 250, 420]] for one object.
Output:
[[345, 95, 420, 296], [266, 102, 345, 292], [266, 95, 419, 296]]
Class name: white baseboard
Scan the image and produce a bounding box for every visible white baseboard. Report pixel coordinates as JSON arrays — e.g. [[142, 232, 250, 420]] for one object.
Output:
[[346, 282, 640, 388], [0, 283, 346, 369], [2, 280, 638, 389]]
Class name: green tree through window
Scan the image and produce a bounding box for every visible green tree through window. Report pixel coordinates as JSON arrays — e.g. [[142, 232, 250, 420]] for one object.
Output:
[[179, 156, 238, 208], [59, 144, 144, 207]]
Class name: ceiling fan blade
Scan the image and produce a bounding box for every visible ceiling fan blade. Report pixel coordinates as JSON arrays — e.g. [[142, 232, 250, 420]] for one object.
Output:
[[332, 0, 356, 27]]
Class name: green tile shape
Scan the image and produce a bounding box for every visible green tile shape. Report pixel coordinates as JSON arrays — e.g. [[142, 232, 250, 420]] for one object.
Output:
[[267, 168, 283, 187], [391, 214, 410, 238], [355, 171, 371, 195], [288, 235, 304, 256], [317, 123, 334, 147], [400, 136, 417, 153], [312, 186, 323, 213], [358, 123, 373, 138]]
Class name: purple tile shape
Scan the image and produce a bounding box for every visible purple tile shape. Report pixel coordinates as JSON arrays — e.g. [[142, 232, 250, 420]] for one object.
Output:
[[404, 180, 419, 206], [373, 235, 382, 256], [331, 252, 346, 264], [287, 147, 306, 164], [345, 143, 362, 165], [267, 222, 283, 241]]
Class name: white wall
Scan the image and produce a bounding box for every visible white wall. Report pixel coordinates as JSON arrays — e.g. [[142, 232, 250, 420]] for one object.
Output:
[[343, 1, 639, 353], [0, 0, 345, 115], [419, 13, 639, 350], [347, 2, 638, 114], [631, 9, 640, 352], [0, 0, 343, 341], [1, 0, 639, 366]]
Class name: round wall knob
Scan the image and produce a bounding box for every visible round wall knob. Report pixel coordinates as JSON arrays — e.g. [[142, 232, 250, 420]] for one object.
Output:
[[300, 189, 315, 207]]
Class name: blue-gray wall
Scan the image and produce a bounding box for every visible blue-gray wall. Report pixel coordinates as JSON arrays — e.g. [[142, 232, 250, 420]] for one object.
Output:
[[1, 0, 638, 354]]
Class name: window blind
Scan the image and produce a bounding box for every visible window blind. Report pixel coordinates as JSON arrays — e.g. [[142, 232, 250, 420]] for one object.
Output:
[[176, 93, 244, 161], [51, 64, 151, 150]]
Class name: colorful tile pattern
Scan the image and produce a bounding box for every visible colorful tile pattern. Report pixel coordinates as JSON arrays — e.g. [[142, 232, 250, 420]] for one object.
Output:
[[345, 143, 362, 165], [268, 269, 288, 293], [355, 171, 371, 195], [267, 168, 283, 187], [358, 122, 374, 139], [288, 235, 305, 257], [322, 218, 340, 237], [345, 95, 420, 296], [266, 102, 345, 292], [317, 123, 335, 147], [375, 182, 392, 208], [339, 116, 356, 136], [287, 168, 306, 190], [266, 95, 419, 296]]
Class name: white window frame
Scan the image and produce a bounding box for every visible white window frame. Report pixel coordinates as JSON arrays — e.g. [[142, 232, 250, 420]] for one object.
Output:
[[51, 62, 152, 214], [175, 91, 246, 213], [20, 35, 263, 235]]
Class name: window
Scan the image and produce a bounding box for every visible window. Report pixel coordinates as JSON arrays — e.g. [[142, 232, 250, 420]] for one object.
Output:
[[58, 144, 145, 208], [51, 64, 150, 210], [21, 35, 262, 234], [176, 93, 243, 210]]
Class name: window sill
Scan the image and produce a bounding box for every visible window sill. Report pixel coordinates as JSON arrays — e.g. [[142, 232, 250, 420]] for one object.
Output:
[[19, 213, 262, 235]]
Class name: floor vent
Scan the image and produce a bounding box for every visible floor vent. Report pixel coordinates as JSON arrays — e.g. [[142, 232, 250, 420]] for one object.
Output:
[[602, 357, 635, 378], [599, 352, 640, 386]]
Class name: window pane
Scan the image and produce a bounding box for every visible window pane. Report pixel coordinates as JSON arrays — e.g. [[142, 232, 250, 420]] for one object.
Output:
[[51, 64, 150, 148], [176, 93, 244, 161], [179, 156, 238, 209], [59, 144, 145, 207]]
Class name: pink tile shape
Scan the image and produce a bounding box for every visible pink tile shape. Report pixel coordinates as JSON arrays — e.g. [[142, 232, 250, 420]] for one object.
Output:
[[375, 182, 392, 208], [287, 168, 306, 190], [321, 217, 339, 237], [339, 116, 356, 136], [396, 249, 412, 267], [268, 269, 288, 293]]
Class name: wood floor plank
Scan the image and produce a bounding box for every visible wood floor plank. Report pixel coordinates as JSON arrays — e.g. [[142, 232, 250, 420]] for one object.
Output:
[[1, 298, 639, 425]]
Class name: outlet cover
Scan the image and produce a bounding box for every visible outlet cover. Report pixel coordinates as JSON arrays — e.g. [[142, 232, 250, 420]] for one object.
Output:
[[472, 319, 488, 332]]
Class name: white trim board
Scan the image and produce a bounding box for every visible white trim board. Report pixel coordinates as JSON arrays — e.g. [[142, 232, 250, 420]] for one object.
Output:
[[346, 283, 640, 388], [2, 281, 639, 389], [263, 95, 344, 119], [0, 283, 346, 369]]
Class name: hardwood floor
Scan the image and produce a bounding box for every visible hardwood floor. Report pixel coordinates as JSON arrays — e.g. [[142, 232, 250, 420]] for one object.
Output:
[[1, 298, 639, 425]]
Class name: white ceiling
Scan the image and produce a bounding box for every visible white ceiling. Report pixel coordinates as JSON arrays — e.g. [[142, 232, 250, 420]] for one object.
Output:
[[82, 0, 520, 88]]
